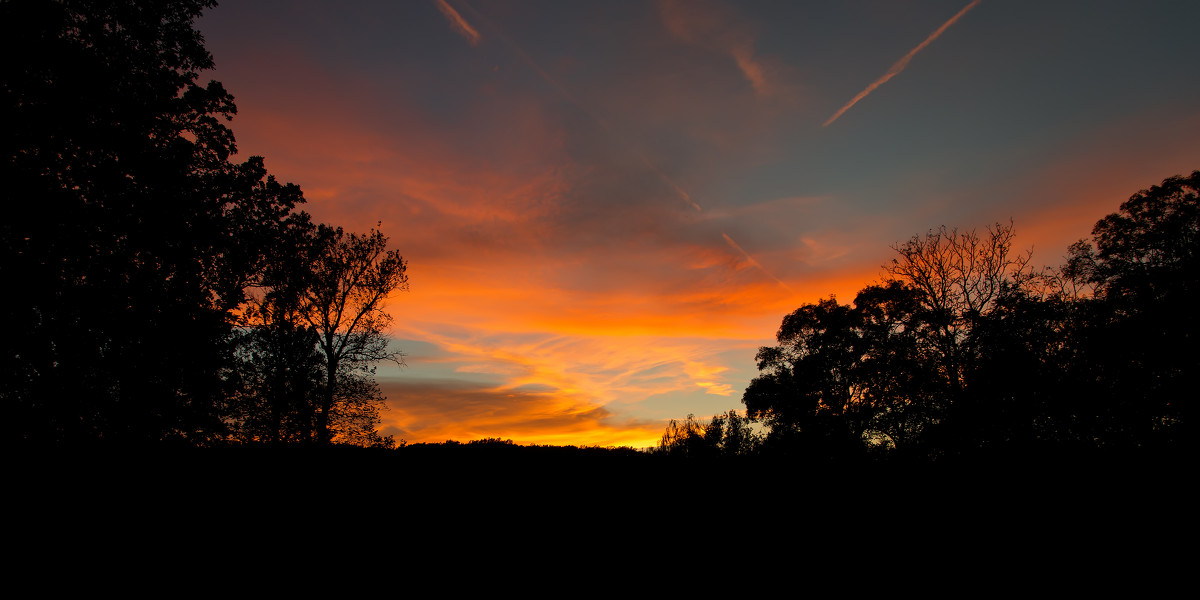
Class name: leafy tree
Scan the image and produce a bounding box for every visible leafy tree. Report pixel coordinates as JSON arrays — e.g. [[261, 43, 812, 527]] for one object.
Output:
[[228, 210, 326, 445], [655, 411, 760, 457], [718, 409, 759, 457], [744, 298, 862, 441], [742, 288, 930, 457], [0, 0, 307, 443], [228, 222, 405, 448], [657, 413, 710, 457], [742, 222, 1058, 457], [1, 0, 410, 448], [228, 321, 324, 445], [325, 367, 394, 448], [738, 174, 1197, 458], [1068, 171, 1199, 306], [966, 287, 1086, 448], [306, 226, 408, 446], [1064, 171, 1199, 444], [852, 282, 939, 451], [880, 221, 1066, 453]]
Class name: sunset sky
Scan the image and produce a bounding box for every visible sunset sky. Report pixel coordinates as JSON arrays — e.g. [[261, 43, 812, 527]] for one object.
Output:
[[198, 0, 1200, 447]]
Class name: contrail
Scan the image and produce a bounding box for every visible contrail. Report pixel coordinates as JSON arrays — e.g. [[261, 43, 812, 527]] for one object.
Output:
[[434, 0, 481, 46], [822, 0, 980, 127], [644, 159, 702, 212], [722, 233, 793, 292]]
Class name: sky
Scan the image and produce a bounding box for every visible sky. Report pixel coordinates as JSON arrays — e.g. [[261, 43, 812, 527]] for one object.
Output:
[[197, 0, 1200, 448]]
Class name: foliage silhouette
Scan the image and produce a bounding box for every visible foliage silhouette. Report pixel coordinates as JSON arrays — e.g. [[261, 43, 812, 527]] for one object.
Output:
[[1, 0, 308, 443], [229, 211, 325, 445], [305, 226, 408, 446], [1, 0, 406, 447], [229, 222, 406, 448], [723, 173, 1196, 461], [655, 411, 761, 458], [1064, 170, 1199, 445]]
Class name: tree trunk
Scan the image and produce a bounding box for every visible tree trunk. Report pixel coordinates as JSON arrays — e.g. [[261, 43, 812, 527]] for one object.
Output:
[[316, 362, 336, 445]]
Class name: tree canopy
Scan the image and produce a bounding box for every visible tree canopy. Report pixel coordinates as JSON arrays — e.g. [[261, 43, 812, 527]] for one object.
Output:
[[727, 173, 1197, 460], [2, 0, 406, 447]]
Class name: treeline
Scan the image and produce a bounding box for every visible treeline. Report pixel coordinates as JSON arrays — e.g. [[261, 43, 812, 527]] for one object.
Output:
[[659, 171, 1197, 461], [2, 0, 404, 447]]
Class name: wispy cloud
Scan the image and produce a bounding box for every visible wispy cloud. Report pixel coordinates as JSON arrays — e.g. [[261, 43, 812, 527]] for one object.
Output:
[[823, 0, 981, 127], [434, 0, 481, 46], [378, 322, 756, 446], [450, 1, 703, 213], [659, 0, 774, 97], [731, 46, 769, 97], [378, 378, 666, 447]]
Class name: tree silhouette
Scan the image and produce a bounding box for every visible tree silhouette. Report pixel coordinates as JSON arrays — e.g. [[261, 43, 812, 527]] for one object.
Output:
[[742, 287, 936, 457], [229, 211, 326, 445], [1, 0, 309, 443], [1065, 171, 1199, 445], [736, 220, 1105, 458], [227, 222, 405, 447], [852, 282, 938, 451], [306, 226, 408, 446], [745, 299, 860, 434], [731, 174, 1197, 460], [884, 222, 1042, 400], [656, 411, 760, 457], [1070, 171, 1200, 306]]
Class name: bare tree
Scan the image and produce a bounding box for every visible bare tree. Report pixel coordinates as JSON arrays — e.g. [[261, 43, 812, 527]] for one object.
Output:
[[886, 221, 1034, 319], [884, 221, 1038, 397], [306, 225, 408, 445]]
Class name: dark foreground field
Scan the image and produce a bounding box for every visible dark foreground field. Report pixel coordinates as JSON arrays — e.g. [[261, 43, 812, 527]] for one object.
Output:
[[13, 441, 1185, 515], [8, 442, 1187, 587]]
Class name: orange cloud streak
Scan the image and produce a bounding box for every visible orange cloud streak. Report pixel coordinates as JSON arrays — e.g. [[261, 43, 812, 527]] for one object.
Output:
[[823, 0, 981, 127], [434, 0, 480, 46]]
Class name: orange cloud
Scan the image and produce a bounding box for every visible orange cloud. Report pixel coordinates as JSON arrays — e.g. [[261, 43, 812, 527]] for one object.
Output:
[[378, 379, 666, 447], [375, 319, 763, 447], [823, 0, 981, 127], [434, 0, 481, 46]]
